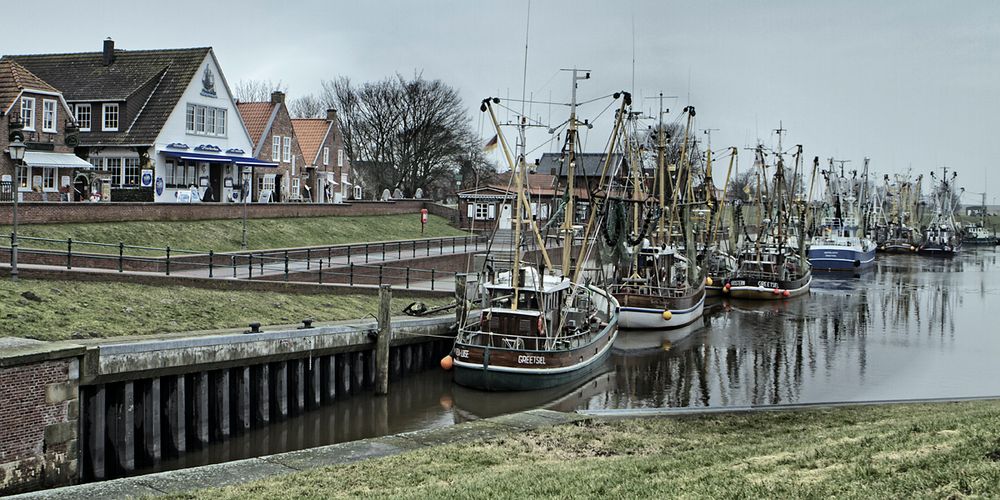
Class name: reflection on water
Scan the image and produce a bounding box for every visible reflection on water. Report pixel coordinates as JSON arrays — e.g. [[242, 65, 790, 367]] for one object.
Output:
[[155, 249, 998, 473]]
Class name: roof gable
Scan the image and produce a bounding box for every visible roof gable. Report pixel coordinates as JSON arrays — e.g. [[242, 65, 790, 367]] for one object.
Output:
[[291, 118, 332, 165], [236, 102, 277, 149], [0, 60, 59, 111]]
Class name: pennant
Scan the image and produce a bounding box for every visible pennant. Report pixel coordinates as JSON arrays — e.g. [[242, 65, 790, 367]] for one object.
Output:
[[483, 134, 498, 152]]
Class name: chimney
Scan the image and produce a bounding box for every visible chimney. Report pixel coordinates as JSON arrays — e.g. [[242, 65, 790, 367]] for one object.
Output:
[[102, 38, 115, 66], [270, 91, 285, 104], [326, 108, 338, 121]]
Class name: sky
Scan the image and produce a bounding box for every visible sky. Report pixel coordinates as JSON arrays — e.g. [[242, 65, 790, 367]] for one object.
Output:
[[9, 0, 1000, 204]]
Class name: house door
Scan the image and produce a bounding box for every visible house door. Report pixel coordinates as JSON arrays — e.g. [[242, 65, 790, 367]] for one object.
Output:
[[499, 204, 512, 229], [209, 164, 222, 203], [274, 174, 283, 203]]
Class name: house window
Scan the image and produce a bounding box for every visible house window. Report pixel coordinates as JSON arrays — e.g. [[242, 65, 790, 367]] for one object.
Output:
[[103, 103, 119, 131], [186, 105, 195, 133], [42, 100, 57, 132], [16, 164, 30, 189], [257, 174, 276, 194], [123, 158, 141, 187], [20, 97, 35, 131], [216, 109, 226, 135], [195, 106, 205, 133], [272, 136, 281, 162], [323, 147, 330, 166], [205, 108, 216, 135], [474, 203, 492, 220], [337, 149, 344, 167], [282, 136, 291, 162], [187, 164, 196, 187], [75, 104, 92, 131], [291, 177, 300, 198], [106, 158, 122, 186], [42, 168, 56, 190]]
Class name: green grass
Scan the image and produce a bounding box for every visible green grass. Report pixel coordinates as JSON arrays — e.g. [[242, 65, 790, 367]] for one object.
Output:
[[0, 214, 466, 254], [170, 401, 1000, 499], [0, 279, 449, 341]]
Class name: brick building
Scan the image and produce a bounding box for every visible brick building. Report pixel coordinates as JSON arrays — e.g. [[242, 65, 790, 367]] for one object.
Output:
[[291, 109, 353, 203], [456, 172, 588, 230], [236, 92, 306, 203], [5, 39, 271, 203], [0, 60, 91, 202]]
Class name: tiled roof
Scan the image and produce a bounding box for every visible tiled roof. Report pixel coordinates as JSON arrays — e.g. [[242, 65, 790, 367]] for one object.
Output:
[[291, 118, 331, 165], [236, 102, 277, 149], [0, 60, 58, 110], [5, 47, 212, 146], [537, 152, 624, 178]]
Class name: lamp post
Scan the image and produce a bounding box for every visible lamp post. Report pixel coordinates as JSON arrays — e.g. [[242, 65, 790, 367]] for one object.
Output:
[[241, 166, 251, 250], [6, 138, 26, 281]]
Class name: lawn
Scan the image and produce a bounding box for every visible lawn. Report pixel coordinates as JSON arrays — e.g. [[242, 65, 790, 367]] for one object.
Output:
[[0, 279, 450, 341], [172, 401, 1000, 499], [0, 214, 467, 254]]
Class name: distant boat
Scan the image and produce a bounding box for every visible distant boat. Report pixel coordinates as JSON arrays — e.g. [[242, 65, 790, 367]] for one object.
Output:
[[918, 168, 962, 257], [808, 159, 877, 271]]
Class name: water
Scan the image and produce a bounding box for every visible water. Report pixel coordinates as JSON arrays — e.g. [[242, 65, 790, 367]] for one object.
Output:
[[138, 247, 1000, 475]]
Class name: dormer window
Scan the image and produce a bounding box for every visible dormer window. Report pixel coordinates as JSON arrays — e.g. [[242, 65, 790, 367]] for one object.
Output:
[[75, 104, 92, 131], [42, 99, 57, 132], [20, 97, 35, 131], [103, 103, 119, 131]]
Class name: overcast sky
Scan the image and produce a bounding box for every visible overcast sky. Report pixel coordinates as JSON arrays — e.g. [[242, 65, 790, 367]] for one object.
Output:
[[13, 1, 1000, 203]]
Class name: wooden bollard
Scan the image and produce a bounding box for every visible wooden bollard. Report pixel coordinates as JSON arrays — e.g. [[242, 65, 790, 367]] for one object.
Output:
[[376, 285, 392, 395]]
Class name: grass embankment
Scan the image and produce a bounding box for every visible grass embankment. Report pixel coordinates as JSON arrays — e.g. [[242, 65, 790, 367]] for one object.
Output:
[[0, 214, 466, 254], [174, 401, 1000, 499], [0, 279, 448, 341]]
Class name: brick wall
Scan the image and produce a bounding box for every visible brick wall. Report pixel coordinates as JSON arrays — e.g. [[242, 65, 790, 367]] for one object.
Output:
[[0, 356, 81, 494], [0, 199, 428, 225]]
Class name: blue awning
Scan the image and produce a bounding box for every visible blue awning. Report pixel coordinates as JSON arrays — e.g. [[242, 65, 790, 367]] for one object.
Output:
[[160, 150, 279, 167]]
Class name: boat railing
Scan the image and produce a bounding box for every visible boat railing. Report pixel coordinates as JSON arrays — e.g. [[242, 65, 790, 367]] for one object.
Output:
[[607, 283, 692, 298], [458, 323, 601, 351]]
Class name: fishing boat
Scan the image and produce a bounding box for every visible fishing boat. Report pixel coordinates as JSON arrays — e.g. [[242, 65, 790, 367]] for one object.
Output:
[[808, 158, 877, 271], [605, 104, 707, 329], [724, 134, 812, 299], [452, 75, 621, 391], [878, 173, 922, 253], [918, 168, 962, 257], [962, 191, 998, 245]]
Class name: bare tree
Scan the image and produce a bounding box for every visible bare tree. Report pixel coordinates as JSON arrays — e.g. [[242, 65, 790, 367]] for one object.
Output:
[[323, 73, 473, 197], [289, 94, 325, 118], [233, 79, 286, 103]]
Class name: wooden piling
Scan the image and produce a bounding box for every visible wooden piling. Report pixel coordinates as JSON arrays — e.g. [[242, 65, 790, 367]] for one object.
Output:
[[376, 285, 392, 395]]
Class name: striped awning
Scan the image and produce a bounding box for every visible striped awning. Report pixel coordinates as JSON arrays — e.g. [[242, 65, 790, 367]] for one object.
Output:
[[23, 151, 93, 169]]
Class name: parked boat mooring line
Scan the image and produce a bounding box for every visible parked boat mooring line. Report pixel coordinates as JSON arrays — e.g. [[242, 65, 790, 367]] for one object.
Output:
[[578, 395, 1000, 418]]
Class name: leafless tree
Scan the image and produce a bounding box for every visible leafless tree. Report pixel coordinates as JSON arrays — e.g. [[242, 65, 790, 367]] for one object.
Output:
[[233, 79, 286, 103], [289, 94, 326, 118], [323, 73, 474, 197]]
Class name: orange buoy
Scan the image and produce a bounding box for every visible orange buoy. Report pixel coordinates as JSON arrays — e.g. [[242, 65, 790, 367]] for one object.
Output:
[[773, 288, 781, 295], [782, 290, 791, 298], [440, 355, 454, 371]]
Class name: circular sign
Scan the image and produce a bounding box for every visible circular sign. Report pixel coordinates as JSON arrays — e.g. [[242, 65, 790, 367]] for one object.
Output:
[[155, 177, 164, 196]]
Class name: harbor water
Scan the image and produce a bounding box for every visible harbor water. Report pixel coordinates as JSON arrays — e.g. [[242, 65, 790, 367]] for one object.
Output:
[[138, 247, 1000, 475]]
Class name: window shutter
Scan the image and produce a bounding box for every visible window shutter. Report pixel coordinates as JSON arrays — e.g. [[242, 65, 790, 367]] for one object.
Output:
[[488, 204, 496, 219], [467, 203, 475, 218]]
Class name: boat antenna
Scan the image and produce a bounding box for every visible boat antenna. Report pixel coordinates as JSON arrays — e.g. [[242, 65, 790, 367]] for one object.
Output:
[[520, 0, 531, 118]]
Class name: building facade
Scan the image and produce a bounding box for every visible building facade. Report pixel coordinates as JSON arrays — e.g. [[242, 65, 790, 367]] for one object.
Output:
[[237, 92, 307, 202], [291, 108, 353, 203], [7, 39, 270, 203], [1, 60, 91, 202]]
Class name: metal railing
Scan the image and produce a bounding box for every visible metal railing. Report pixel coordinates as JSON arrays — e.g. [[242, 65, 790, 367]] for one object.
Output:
[[0, 233, 484, 290]]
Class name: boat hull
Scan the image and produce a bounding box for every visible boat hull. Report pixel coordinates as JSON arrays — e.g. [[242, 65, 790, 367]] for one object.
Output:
[[917, 242, 960, 257], [725, 274, 812, 300], [808, 246, 876, 271], [879, 242, 916, 253], [618, 295, 705, 330]]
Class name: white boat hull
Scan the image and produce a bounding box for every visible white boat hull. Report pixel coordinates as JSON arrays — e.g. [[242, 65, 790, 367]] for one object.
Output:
[[618, 295, 705, 330]]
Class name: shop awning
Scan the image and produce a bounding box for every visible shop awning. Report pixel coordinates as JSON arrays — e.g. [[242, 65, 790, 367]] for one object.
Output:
[[325, 172, 339, 185], [160, 150, 279, 167], [23, 151, 93, 169]]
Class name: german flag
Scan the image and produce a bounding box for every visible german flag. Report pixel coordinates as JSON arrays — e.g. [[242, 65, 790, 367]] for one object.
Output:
[[483, 134, 498, 152]]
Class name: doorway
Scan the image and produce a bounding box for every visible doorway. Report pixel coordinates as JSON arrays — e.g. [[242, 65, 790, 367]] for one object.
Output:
[[208, 164, 222, 203], [499, 203, 512, 229]]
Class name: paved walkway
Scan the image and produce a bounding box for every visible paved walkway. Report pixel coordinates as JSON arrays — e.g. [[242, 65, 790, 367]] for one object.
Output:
[[12, 410, 588, 499]]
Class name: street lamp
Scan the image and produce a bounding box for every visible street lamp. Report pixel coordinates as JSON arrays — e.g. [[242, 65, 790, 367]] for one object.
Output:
[[6, 137, 26, 281]]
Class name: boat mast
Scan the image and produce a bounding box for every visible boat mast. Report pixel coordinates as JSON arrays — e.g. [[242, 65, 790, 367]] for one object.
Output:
[[561, 68, 590, 278]]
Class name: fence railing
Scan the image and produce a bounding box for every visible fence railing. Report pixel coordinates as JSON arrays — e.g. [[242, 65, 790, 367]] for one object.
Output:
[[0, 233, 484, 290]]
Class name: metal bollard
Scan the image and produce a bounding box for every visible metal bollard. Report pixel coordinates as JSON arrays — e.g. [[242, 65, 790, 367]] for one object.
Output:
[[284, 252, 289, 281], [165, 246, 171, 276], [349, 262, 354, 285], [431, 269, 435, 290], [379, 264, 383, 286], [67, 238, 73, 269], [208, 250, 214, 278], [318, 260, 323, 284], [232, 255, 237, 278], [406, 267, 410, 288], [118, 242, 124, 272], [365, 244, 369, 263], [307, 249, 311, 270]]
